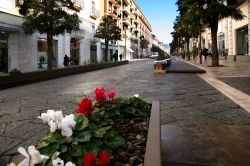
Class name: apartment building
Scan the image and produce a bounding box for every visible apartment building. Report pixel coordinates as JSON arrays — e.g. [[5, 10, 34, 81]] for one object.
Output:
[[101, 0, 153, 60], [201, 0, 249, 57], [0, 0, 101, 73]]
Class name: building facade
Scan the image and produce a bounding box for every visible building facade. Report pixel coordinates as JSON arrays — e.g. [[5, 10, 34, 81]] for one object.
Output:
[[0, 0, 102, 73], [200, 0, 250, 57], [101, 0, 154, 60]]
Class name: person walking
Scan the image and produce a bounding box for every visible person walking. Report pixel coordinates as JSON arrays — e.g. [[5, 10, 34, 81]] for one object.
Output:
[[202, 48, 208, 61], [113, 51, 118, 62], [119, 53, 122, 61], [63, 54, 70, 67]]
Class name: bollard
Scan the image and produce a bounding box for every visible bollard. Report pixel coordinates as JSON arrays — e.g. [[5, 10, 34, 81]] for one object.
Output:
[[234, 55, 236, 61]]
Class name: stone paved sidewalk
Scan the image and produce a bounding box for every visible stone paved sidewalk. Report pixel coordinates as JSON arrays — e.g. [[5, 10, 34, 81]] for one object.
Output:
[[1, 60, 250, 165]]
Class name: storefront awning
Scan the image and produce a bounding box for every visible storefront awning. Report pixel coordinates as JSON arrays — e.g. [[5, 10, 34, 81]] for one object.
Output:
[[126, 47, 134, 53]]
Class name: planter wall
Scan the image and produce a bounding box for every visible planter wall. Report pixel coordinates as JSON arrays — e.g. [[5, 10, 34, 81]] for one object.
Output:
[[144, 101, 161, 166], [0, 61, 128, 89]]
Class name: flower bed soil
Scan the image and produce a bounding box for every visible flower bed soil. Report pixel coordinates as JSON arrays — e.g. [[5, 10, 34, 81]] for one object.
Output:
[[111, 117, 150, 166]]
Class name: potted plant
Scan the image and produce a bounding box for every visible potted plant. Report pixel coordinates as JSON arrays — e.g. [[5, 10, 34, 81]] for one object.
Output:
[[7, 88, 161, 166]]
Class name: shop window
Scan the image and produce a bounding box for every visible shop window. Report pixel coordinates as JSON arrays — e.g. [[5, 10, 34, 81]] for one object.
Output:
[[37, 38, 58, 69]]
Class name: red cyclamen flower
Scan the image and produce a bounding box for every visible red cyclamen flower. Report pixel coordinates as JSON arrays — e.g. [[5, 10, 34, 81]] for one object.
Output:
[[76, 98, 93, 117], [83, 152, 97, 166], [107, 90, 116, 99], [99, 151, 111, 166], [94, 88, 106, 106]]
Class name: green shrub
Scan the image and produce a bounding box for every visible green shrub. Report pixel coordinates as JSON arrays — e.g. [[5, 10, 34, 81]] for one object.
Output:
[[9, 69, 21, 76]]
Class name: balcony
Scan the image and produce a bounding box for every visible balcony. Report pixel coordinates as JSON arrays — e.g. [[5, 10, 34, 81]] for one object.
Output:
[[133, 9, 139, 16], [123, 0, 130, 5], [123, 17, 131, 26], [68, 0, 84, 12], [90, 8, 100, 20], [123, 5, 130, 15], [108, 7, 119, 20]]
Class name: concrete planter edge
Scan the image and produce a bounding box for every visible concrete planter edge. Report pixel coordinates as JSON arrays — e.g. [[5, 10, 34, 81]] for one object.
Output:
[[144, 101, 161, 166]]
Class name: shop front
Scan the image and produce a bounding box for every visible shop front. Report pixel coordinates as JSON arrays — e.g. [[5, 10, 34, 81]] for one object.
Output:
[[0, 31, 8, 73], [236, 25, 248, 55], [37, 38, 58, 69]]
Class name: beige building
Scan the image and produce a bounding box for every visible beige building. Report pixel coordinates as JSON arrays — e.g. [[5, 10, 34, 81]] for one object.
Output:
[[201, 0, 250, 57], [101, 0, 154, 59]]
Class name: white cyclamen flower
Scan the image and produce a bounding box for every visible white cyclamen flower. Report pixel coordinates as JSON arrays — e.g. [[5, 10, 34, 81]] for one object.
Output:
[[38, 110, 64, 132], [8, 146, 48, 166], [52, 157, 64, 166], [59, 114, 76, 137], [65, 161, 76, 166], [133, 94, 139, 98]]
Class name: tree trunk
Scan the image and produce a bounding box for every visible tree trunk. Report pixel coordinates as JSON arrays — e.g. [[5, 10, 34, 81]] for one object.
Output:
[[47, 34, 53, 70], [187, 38, 190, 60], [105, 40, 109, 61], [199, 26, 202, 64], [211, 20, 219, 66]]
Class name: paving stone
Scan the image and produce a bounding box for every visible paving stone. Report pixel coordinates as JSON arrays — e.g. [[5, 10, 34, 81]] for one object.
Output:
[[0, 136, 22, 156], [161, 125, 250, 166], [0, 60, 250, 164]]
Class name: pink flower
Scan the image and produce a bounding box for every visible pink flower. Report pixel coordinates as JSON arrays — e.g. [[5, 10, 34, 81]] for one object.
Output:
[[107, 90, 116, 99], [76, 98, 93, 117], [94, 88, 106, 106]]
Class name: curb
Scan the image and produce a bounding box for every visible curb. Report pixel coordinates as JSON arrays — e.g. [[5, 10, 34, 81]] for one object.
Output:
[[0, 61, 129, 90]]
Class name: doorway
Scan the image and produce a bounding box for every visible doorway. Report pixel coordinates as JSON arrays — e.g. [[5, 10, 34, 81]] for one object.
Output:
[[70, 38, 80, 65], [236, 26, 248, 55], [0, 43, 8, 73], [90, 45, 97, 63]]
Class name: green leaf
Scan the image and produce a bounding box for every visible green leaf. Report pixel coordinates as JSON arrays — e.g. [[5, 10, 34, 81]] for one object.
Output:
[[73, 157, 83, 166], [59, 145, 68, 153], [39, 143, 60, 157], [70, 145, 83, 157], [104, 132, 125, 149], [84, 143, 99, 155], [36, 132, 65, 149], [59, 153, 72, 163], [75, 115, 89, 131], [75, 131, 91, 142], [92, 126, 112, 138]]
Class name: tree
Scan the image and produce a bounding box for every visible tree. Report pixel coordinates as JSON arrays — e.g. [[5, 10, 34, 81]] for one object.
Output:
[[139, 36, 149, 58], [19, 0, 81, 70], [182, 0, 244, 66], [95, 17, 121, 61]]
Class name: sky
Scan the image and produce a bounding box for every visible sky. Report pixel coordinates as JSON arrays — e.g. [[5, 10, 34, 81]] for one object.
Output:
[[135, 0, 178, 45]]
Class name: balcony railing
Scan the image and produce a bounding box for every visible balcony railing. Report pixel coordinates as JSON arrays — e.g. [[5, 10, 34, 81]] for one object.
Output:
[[123, 5, 130, 15], [123, 17, 130, 26], [90, 8, 100, 19], [68, 0, 84, 12]]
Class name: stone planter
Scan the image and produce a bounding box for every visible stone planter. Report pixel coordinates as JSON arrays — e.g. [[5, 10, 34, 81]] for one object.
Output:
[[0, 61, 128, 89], [154, 59, 171, 74], [144, 101, 161, 166], [154, 61, 166, 74]]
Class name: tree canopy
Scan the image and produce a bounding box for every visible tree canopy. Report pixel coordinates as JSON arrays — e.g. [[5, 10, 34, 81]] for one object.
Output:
[[171, 0, 244, 66], [95, 16, 121, 61], [19, 0, 81, 70]]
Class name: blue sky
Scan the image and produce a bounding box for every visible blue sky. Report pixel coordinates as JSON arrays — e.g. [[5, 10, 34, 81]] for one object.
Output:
[[135, 0, 178, 44]]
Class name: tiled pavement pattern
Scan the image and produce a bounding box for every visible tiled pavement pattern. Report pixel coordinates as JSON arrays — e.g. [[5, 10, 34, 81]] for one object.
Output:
[[1, 60, 250, 165]]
